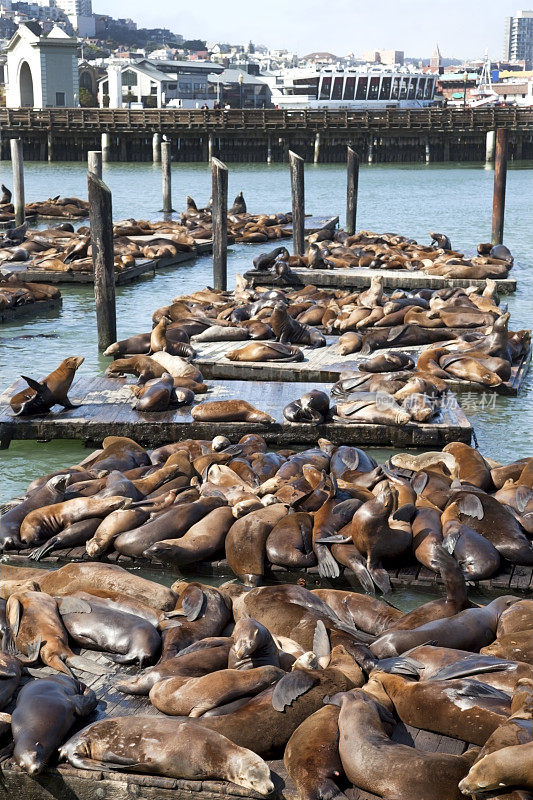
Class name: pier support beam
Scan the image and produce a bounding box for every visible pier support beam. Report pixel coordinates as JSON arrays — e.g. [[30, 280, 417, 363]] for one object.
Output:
[[88, 172, 116, 351], [425, 137, 431, 164], [485, 130, 496, 163], [267, 135, 272, 164], [88, 150, 102, 180], [211, 157, 228, 291], [101, 132, 111, 163], [346, 146, 359, 236], [208, 134, 214, 161], [161, 140, 173, 214], [10, 138, 25, 227], [47, 132, 54, 162], [515, 134, 523, 160], [152, 133, 162, 163], [491, 128, 508, 245], [289, 150, 305, 256], [119, 137, 127, 162], [368, 137, 374, 165], [443, 137, 450, 162], [314, 132, 321, 164]]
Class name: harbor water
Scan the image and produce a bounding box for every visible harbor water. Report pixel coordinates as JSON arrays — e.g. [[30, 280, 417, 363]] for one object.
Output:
[[1, 160, 532, 506]]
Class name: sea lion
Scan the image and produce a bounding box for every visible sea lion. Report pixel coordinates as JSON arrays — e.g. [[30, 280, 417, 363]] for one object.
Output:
[[409, 645, 533, 692], [481, 631, 533, 664], [226, 341, 304, 362], [60, 717, 274, 794], [459, 741, 533, 795], [10, 356, 84, 415], [270, 302, 326, 348], [311, 589, 403, 636], [266, 512, 316, 569], [359, 352, 415, 373], [497, 600, 533, 637], [230, 191, 247, 215], [144, 506, 235, 566], [228, 617, 280, 670], [338, 332, 362, 355], [330, 688, 477, 800], [192, 401, 275, 425], [0, 474, 68, 552], [284, 704, 344, 800], [28, 517, 101, 561], [149, 665, 284, 717], [225, 504, 288, 585], [12, 674, 96, 774], [57, 595, 161, 666], [0, 652, 22, 710], [34, 563, 176, 611], [442, 442, 493, 491], [283, 389, 330, 424], [114, 496, 225, 558], [161, 583, 232, 659], [132, 372, 176, 412], [442, 519, 501, 581], [371, 595, 518, 658], [365, 671, 510, 745], [19, 494, 130, 547], [105, 355, 167, 383]]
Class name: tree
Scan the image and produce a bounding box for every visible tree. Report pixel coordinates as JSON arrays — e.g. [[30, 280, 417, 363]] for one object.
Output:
[[79, 87, 98, 108], [183, 39, 206, 51]]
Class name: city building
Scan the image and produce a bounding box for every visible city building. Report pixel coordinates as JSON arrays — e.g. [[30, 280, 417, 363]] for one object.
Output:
[[430, 44, 442, 71], [504, 10, 533, 67], [361, 49, 404, 66], [5, 21, 79, 107]]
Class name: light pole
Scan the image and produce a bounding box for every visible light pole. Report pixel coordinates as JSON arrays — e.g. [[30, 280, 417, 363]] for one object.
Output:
[[463, 70, 468, 110], [238, 72, 244, 108]]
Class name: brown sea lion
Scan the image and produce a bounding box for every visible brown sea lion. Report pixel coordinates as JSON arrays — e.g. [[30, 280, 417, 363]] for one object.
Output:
[[338, 332, 362, 355], [226, 341, 304, 363], [225, 504, 288, 585], [0, 652, 22, 710], [161, 583, 232, 660], [497, 600, 533, 637], [132, 372, 175, 411], [311, 589, 403, 636], [284, 704, 344, 800], [192, 400, 275, 425], [10, 356, 84, 415], [144, 506, 235, 566], [0, 474, 68, 552], [331, 689, 477, 800], [359, 352, 415, 373], [105, 355, 167, 383], [60, 717, 274, 794], [228, 617, 280, 671], [481, 631, 533, 664], [442, 519, 501, 581], [459, 741, 533, 795], [12, 674, 97, 774], [270, 302, 326, 348], [19, 494, 130, 547], [266, 512, 316, 569], [150, 665, 284, 717]]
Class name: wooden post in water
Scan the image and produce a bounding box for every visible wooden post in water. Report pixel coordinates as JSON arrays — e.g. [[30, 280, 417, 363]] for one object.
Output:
[[88, 172, 116, 351], [152, 133, 162, 163], [161, 140, 173, 213], [88, 150, 102, 180], [491, 128, 508, 245], [289, 150, 305, 256], [101, 132, 111, 163], [211, 157, 228, 290], [313, 132, 321, 164], [47, 132, 54, 162], [10, 138, 25, 227], [346, 146, 359, 236]]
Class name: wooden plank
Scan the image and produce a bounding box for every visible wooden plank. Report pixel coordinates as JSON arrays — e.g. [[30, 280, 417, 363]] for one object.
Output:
[[0, 375, 472, 450], [244, 266, 517, 294]]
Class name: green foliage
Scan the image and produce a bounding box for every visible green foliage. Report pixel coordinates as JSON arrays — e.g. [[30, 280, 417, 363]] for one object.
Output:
[[79, 87, 98, 107]]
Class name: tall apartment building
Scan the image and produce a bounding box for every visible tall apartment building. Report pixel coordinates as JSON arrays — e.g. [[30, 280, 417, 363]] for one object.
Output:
[[504, 10, 533, 66]]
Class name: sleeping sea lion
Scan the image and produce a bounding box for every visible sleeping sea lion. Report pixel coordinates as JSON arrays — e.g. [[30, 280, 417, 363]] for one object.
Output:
[[226, 341, 304, 362], [192, 401, 274, 425]]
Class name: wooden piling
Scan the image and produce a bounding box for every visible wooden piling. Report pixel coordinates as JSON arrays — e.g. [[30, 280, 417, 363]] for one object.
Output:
[[88, 150, 102, 180], [161, 140, 173, 214], [491, 128, 508, 245], [88, 172, 116, 351], [289, 150, 305, 256], [267, 135, 272, 164], [47, 131, 54, 162], [152, 133, 162, 163], [211, 156, 228, 291], [101, 132, 111, 163], [313, 132, 321, 164], [346, 146, 359, 236], [486, 130, 496, 163], [10, 138, 25, 227]]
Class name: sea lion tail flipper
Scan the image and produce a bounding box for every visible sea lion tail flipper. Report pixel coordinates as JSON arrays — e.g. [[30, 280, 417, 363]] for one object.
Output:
[[332, 498, 362, 518], [430, 656, 516, 682], [272, 671, 316, 712], [28, 537, 58, 561], [317, 781, 349, 800], [181, 586, 206, 621], [313, 620, 331, 668], [368, 566, 392, 595], [20, 375, 43, 393], [434, 545, 468, 608], [456, 493, 484, 520], [324, 691, 348, 707], [315, 544, 340, 579], [67, 655, 112, 675], [375, 656, 425, 679]]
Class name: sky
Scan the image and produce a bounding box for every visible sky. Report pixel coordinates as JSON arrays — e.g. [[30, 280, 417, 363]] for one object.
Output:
[[92, 0, 525, 60]]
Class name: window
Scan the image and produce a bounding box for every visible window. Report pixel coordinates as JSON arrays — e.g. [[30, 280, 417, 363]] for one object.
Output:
[[167, 83, 177, 90], [194, 82, 203, 91], [399, 78, 408, 99], [424, 79, 433, 99], [55, 92, 65, 106], [380, 77, 391, 100], [368, 77, 380, 100], [331, 76, 343, 100], [179, 82, 192, 91], [319, 76, 331, 99], [150, 85, 157, 94], [416, 78, 426, 99], [122, 70, 138, 86], [408, 79, 417, 99], [391, 77, 400, 99], [356, 77, 368, 99], [343, 77, 356, 100]]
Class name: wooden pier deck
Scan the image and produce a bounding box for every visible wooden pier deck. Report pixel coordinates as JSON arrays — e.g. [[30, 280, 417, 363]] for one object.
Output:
[[0, 296, 62, 323], [0, 647, 477, 800], [191, 337, 530, 397], [0, 376, 471, 449], [244, 266, 517, 294]]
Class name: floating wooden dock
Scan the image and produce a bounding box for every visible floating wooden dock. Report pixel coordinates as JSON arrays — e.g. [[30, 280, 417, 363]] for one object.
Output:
[[0, 251, 197, 285], [0, 296, 62, 323], [0, 375, 471, 449], [244, 266, 517, 294], [191, 337, 529, 397], [0, 646, 477, 800]]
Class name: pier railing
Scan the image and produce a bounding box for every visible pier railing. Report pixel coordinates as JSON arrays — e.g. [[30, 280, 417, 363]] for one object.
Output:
[[1, 107, 532, 134]]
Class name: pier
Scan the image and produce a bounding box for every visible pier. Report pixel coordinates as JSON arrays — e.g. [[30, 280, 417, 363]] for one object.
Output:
[[0, 107, 532, 162]]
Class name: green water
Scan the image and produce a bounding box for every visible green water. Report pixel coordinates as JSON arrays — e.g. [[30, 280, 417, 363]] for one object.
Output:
[[1, 160, 532, 505]]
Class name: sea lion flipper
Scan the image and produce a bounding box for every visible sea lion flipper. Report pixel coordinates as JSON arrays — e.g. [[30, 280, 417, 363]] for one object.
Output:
[[391, 503, 416, 523], [181, 585, 206, 621], [369, 567, 392, 595], [7, 597, 22, 637], [272, 671, 316, 712], [316, 535, 352, 544], [60, 400, 81, 410], [312, 620, 331, 668], [375, 656, 425, 680], [457, 494, 484, 520], [431, 656, 516, 682], [411, 472, 428, 494], [434, 545, 468, 608], [59, 597, 92, 615], [332, 499, 362, 518], [515, 485, 531, 514], [21, 375, 43, 393], [315, 543, 340, 579]]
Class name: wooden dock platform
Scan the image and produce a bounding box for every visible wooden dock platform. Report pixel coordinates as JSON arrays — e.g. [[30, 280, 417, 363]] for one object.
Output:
[[0, 296, 62, 323], [191, 337, 529, 397], [0, 646, 477, 800], [0, 251, 197, 285], [0, 376, 471, 449], [244, 266, 517, 294]]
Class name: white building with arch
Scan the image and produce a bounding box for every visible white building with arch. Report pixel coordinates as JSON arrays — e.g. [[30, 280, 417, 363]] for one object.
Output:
[[5, 22, 79, 108]]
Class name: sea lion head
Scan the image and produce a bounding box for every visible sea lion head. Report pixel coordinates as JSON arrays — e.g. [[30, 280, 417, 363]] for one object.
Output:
[[212, 436, 232, 452], [63, 356, 85, 371], [230, 751, 274, 796], [293, 651, 320, 670]]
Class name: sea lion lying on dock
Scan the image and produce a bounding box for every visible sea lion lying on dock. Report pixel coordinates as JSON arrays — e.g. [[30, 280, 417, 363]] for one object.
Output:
[[226, 342, 304, 362], [192, 401, 275, 425]]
